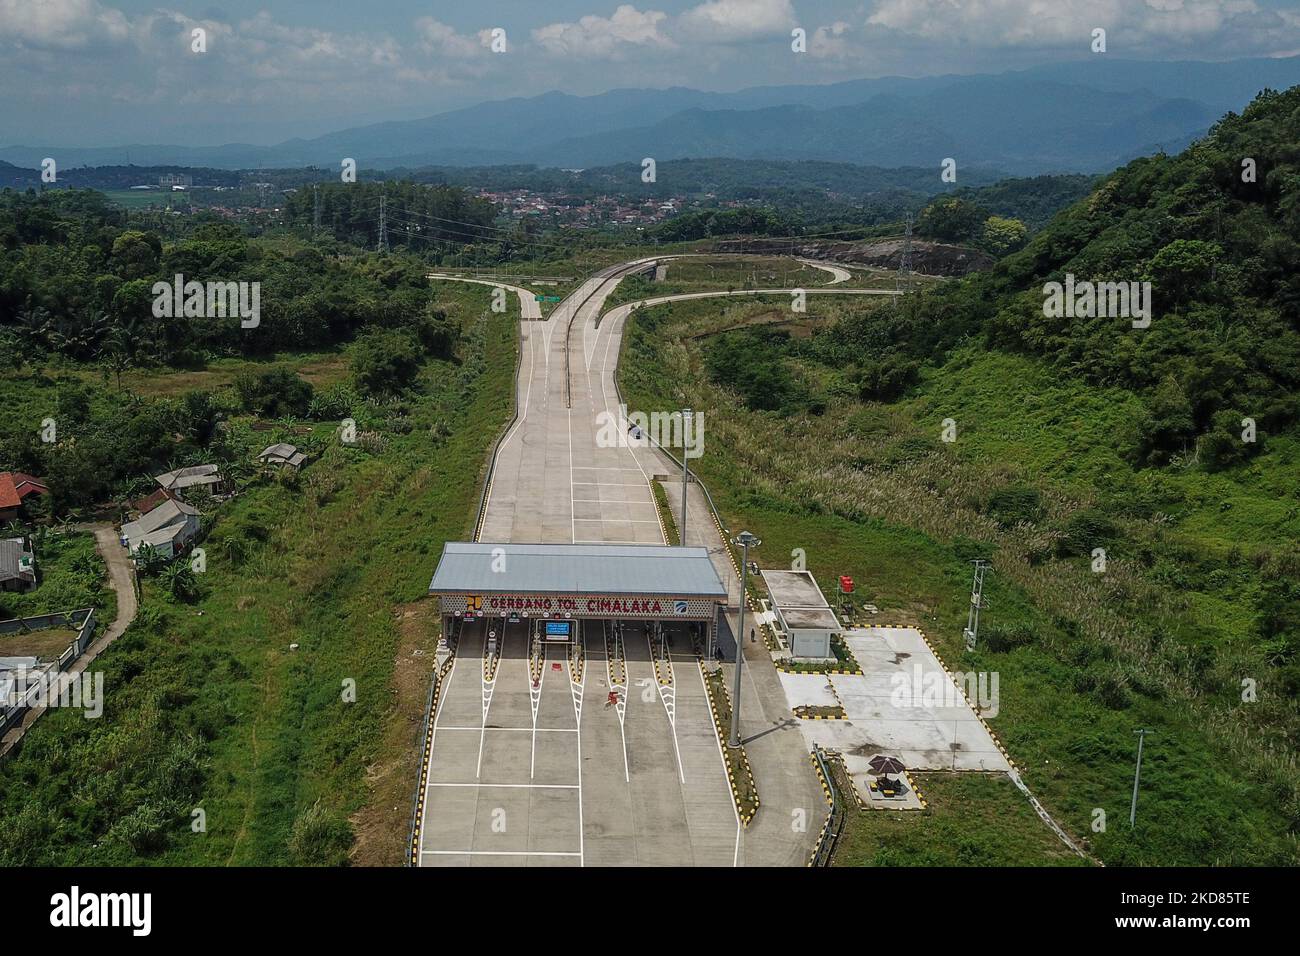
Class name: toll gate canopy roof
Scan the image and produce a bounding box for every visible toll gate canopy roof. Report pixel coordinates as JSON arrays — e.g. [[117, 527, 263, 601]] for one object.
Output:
[[429, 542, 727, 600]]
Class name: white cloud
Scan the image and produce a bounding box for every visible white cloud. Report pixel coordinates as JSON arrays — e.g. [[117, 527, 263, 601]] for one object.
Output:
[[678, 0, 797, 41], [532, 5, 674, 58], [809, 21, 853, 58], [865, 0, 1288, 51], [0, 0, 129, 50], [414, 17, 487, 58]]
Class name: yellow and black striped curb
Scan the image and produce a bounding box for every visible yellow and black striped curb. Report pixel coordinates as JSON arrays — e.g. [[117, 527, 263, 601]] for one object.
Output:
[[847, 623, 1018, 774], [806, 752, 835, 867], [568, 643, 585, 685], [650, 479, 673, 546], [903, 770, 928, 811], [909, 623, 1017, 772], [473, 474, 494, 543], [605, 633, 626, 688], [773, 638, 862, 676], [775, 664, 863, 676], [409, 638, 459, 865], [700, 661, 760, 826], [650, 638, 673, 687], [793, 706, 848, 720]]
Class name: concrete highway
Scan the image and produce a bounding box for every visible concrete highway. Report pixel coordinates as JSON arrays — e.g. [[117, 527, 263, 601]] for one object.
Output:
[[419, 257, 884, 867]]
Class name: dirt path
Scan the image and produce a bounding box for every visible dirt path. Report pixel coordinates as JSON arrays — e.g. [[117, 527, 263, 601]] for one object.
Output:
[[0, 523, 138, 757]]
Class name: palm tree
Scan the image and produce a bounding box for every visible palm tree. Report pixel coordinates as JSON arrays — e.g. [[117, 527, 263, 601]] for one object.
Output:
[[102, 323, 139, 391], [135, 543, 165, 575], [160, 562, 199, 602]]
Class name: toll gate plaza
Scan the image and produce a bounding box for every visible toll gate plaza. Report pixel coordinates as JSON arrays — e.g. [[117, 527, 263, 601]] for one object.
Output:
[[417, 541, 741, 866]]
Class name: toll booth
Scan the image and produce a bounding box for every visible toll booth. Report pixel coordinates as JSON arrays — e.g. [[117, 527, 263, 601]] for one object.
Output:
[[428, 542, 728, 652]]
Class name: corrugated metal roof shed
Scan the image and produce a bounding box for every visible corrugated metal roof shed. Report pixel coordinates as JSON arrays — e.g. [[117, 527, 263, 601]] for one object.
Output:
[[0, 537, 33, 583], [429, 542, 726, 598], [156, 463, 223, 490]]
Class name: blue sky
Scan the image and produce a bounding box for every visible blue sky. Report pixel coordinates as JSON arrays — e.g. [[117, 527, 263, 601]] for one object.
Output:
[[2, 0, 1298, 147]]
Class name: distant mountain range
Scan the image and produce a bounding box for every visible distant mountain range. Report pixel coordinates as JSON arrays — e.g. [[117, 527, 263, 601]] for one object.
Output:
[[3, 56, 1296, 175]]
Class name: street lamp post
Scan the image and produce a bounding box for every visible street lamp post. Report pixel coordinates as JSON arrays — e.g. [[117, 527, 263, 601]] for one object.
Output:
[[679, 409, 692, 547], [1130, 728, 1151, 827], [729, 531, 760, 748]]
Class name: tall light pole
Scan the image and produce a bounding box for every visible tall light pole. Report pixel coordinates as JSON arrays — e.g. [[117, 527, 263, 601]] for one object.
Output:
[[679, 409, 692, 547], [729, 531, 760, 748], [1130, 728, 1151, 828]]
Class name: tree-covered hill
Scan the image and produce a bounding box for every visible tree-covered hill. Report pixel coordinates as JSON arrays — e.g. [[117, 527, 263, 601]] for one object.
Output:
[[875, 86, 1300, 470]]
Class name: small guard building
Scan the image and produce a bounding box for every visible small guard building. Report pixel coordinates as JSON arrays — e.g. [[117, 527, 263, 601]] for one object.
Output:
[[761, 569, 841, 660]]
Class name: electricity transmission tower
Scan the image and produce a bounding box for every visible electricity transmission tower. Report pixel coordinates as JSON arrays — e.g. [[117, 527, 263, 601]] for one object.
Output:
[[963, 558, 992, 651], [312, 184, 321, 235], [377, 194, 389, 253], [894, 212, 914, 304]]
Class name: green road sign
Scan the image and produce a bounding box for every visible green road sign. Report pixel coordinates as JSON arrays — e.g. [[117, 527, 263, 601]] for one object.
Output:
[[534, 295, 562, 302]]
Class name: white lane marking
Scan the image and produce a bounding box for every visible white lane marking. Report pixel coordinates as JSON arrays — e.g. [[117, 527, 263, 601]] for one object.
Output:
[[530, 639, 543, 779], [695, 661, 743, 868], [605, 622, 629, 783], [574, 502, 660, 509], [437, 726, 578, 733], [567, 404, 576, 544], [572, 481, 654, 487], [572, 498, 658, 505], [650, 634, 685, 784], [477, 656, 497, 779], [422, 850, 581, 856], [573, 629, 587, 867], [423, 782, 580, 789], [573, 517, 662, 524]]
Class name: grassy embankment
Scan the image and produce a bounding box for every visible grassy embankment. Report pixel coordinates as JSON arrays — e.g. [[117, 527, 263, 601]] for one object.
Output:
[[617, 293, 1299, 867], [0, 281, 516, 865]]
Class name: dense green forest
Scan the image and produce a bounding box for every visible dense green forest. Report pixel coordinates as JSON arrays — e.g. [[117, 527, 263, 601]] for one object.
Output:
[[914, 88, 1300, 468], [0, 188, 481, 511]]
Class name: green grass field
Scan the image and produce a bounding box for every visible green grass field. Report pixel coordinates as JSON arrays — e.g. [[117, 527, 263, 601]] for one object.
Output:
[[617, 294, 1299, 867], [835, 773, 1090, 867], [99, 189, 179, 209]]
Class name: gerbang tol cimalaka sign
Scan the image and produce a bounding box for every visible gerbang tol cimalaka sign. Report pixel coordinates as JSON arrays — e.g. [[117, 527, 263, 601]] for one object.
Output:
[[440, 592, 717, 620]]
